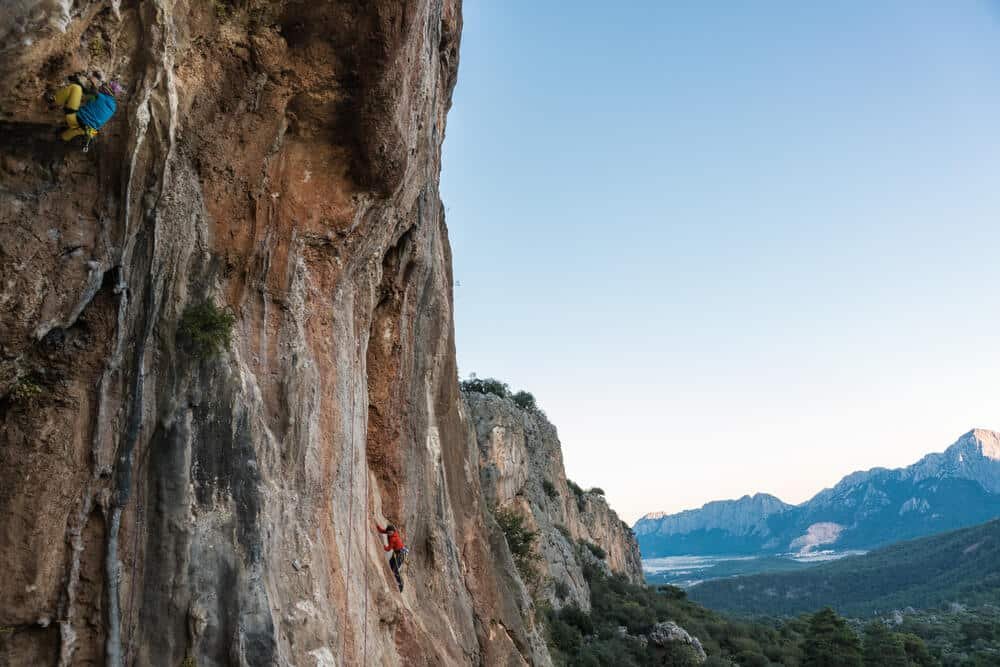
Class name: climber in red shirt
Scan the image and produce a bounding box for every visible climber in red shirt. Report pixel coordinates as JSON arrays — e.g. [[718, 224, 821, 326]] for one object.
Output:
[[376, 523, 407, 592]]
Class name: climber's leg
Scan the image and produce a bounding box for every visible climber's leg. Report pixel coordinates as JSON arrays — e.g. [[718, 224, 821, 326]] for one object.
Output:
[[54, 84, 83, 113], [390, 553, 404, 592], [61, 113, 85, 142]]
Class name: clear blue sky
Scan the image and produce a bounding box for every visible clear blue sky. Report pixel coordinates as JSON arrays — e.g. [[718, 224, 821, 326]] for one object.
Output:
[[441, 1, 1000, 524]]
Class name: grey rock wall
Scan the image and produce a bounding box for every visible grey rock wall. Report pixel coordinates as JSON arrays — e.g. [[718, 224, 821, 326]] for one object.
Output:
[[466, 392, 644, 613]]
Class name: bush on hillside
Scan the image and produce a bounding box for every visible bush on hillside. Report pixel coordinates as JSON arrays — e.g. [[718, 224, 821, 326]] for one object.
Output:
[[589, 487, 605, 496], [802, 608, 861, 667], [896, 605, 1000, 663], [542, 479, 559, 499], [862, 621, 909, 667], [703, 658, 737, 667], [657, 585, 687, 600], [559, 605, 595, 636]]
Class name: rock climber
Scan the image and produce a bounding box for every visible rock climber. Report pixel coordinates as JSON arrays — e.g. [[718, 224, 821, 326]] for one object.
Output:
[[376, 523, 408, 592], [48, 77, 123, 144]]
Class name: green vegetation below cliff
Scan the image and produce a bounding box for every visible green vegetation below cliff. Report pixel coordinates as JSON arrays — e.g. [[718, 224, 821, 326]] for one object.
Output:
[[689, 519, 1000, 617], [541, 562, 956, 666], [545, 562, 809, 665], [542, 518, 1000, 665]]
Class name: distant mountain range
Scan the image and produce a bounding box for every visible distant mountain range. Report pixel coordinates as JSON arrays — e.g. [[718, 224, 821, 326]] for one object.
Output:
[[688, 518, 1000, 617], [635, 429, 1000, 557]]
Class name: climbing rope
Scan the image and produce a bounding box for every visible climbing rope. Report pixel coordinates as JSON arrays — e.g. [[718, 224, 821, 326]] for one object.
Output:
[[341, 336, 371, 665], [362, 380, 371, 662], [341, 358, 357, 661], [124, 496, 144, 663]]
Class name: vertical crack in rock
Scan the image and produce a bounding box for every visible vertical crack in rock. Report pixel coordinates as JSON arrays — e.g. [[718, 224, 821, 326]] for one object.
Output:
[[103, 2, 181, 660]]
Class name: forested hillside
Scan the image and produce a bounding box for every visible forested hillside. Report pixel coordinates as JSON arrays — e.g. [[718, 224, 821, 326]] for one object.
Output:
[[690, 519, 1000, 617]]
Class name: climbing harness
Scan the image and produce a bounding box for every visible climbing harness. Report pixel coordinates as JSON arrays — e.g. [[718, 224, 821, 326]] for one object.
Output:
[[399, 545, 410, 570]]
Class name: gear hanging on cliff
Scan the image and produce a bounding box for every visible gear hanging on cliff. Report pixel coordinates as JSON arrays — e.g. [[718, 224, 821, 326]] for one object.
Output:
[[81, 126, 99, 153], [398, 545, 411, 572]]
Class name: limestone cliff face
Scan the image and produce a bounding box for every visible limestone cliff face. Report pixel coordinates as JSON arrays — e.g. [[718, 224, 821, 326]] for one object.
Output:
[[465, 392, 643, 612], [0, 1, 566, 665]]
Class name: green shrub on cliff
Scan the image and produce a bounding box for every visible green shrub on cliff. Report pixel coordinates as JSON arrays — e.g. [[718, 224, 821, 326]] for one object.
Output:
[[460, 375, 546, 415], [566, 479, 588, 511], [460, 376, 510, 398], [579, 540, 607, 560], [542, 479, 559, 499], [10, 377, 43, 404], [212, 0, 233, 20], [88, 34, 105, 59], [494, 506, 541, 585], [179, 301, 236, 358], [512, 390, 537, 411]]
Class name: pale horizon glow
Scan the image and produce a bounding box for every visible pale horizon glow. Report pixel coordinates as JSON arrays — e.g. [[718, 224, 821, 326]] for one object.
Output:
[[441, 1, 1000, 524]]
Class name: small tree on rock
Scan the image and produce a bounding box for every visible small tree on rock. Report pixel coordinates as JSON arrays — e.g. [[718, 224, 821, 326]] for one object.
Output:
[[511, 390, 536, 411], [179, 301, 236, 357]]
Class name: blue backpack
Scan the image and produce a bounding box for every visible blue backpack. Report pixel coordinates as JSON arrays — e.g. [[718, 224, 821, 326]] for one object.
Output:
[[77, 93, 117, 131]]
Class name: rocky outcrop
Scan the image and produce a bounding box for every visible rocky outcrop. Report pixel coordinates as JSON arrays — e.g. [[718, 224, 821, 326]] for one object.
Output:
[[0, 1, 576, 665], [465, 392, 643, 612], [647, 621, 707, 663]]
